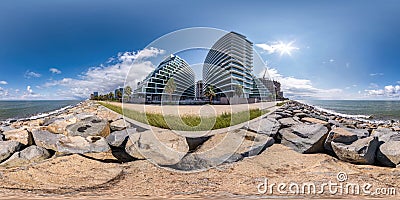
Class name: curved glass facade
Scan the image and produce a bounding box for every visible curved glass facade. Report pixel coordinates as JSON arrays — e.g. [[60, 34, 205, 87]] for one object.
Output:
[[203, 32, 271, 100], [134, 54, 195, 103]]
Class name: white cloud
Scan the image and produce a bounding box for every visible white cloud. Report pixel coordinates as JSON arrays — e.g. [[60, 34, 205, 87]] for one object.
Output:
[[261, 68, 343, 99], [26, 86, 33, 94], [44, 48, 165, 99], [369, 73, 384, 76], [365, 84, 400, 98], [0, 81, 7, 85], [329, 59, 335, 63], [255, 41, 299, 56], [49, 68, 62, 74], [118, 47, 165, 62], [24, 70, 42, 78]]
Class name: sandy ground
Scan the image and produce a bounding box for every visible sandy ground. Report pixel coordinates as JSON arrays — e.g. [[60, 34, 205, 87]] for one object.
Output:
[[0, 144, 399, 199], [108, 102, 276, 116]]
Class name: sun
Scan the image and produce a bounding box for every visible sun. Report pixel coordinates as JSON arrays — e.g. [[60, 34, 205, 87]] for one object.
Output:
[[275, 41, 299, 56]]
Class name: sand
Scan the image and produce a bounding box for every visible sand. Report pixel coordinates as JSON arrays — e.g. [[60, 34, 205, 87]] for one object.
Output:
[[0, 144, 399, 199]]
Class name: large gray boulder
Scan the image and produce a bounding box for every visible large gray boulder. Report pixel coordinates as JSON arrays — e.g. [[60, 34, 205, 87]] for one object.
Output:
[[125, 129, 189, 165], [169, 129, 275, 171], [110, 119, 131, 131], [47, 117, 78, 134], [0, 145, 51, 167], [301, 117, 329, 126], [375, 131, 400, 167], [56, 136, 111, 154], [244, 118, 281, 137], [106, 128, 136, 147], [32, 129, 66, 151], [372, 128, 399, 143], [324, 127, 369, 152], [280, 123, 328, 153], [2, 128, 33, 145], [377, 139, 400, 167], [331, 137, 379, 164], [278, 117, 300, 127], [0, 141, 22, 162], [65, 116, 110, 138]]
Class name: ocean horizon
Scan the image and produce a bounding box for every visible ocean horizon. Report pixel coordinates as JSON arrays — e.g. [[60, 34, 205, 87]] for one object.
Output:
[[0, 100, 82, 121], [300, 99, 400, 122]]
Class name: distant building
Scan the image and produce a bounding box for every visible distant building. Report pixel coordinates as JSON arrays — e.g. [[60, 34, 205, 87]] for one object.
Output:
[[90, 94, 94, 100], [258, 79, 284, 100], [93, 92, 99, 97], [195, 80, 203, 99]]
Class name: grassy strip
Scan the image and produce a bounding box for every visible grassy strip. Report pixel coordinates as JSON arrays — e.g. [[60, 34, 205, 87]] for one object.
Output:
[[276, 101, 288, 107], [98, 102, 268, 131]]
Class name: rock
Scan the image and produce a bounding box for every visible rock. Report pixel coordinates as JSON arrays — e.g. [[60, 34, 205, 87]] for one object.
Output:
[[2, 129, 33, 145], [244, 118, 281, 137], [125, 129, 189, 165], [331, 137, 379, 164], [301, 117, 329, 126], [377, 138, 400, 167], [372, 128, 399, 143], [125, 138, 145, 160], [294, 112, 308, 119], [393, 126, 400, 132], [110, 119, 131, 131], [274, 112, 292, 118], [169, 129, 275, 171], [74, 113, 95, 120], [106, 128, 135, 147], [56, 136, 111, 154], [267, 113, 283, 120], [328, 120, 341, 127], [0, 146, 51, 167], [0, 141, 22, 162], [96, 109, 122, 122], [32, 129, 66, 151], [280, 123, 328, 153], [324, 127, 369, 152], [47, 117, 78, 134], [26, 119, 44, 127], [65, 116, 110, 138], [278, 117, 300, 128], [308, 114, 329, 122]]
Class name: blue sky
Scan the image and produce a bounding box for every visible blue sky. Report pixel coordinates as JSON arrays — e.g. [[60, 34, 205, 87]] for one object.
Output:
[[1, 0, 400, 100]]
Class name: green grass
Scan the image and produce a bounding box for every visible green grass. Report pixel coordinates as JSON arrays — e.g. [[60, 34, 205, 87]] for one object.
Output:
[[276, 101, 288, 106], [99, 102, 268, 131]]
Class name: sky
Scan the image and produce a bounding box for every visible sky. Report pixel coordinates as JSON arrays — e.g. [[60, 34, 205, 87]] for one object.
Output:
[[1, 0, 400, 100]]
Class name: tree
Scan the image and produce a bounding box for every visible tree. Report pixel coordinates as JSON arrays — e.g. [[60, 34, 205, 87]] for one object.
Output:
[[204, 85, 216, 104], [234, 84, 244, 97], [116, 90, 122, 99], [108, 92, 114, 100], [124, 86, 132, 96], [164, 78, 176, 102]]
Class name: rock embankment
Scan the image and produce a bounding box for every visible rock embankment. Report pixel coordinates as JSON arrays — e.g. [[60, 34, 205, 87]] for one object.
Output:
[[0, 101, 135, 168], [271, 101, 400, 168], [0, 100, 399, 171]]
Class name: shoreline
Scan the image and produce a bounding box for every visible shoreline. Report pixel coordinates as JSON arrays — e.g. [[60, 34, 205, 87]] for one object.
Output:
[[294, 101, 400, 130], [0, 100, 83, 126]]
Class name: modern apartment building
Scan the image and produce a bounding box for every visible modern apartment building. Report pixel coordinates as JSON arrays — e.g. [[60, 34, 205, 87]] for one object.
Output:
[[134, 54, 195, 103], [203, 32, 271, 101]]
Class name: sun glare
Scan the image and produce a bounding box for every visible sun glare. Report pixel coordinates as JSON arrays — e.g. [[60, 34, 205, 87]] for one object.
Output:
[[275, 41, 299, 56]]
